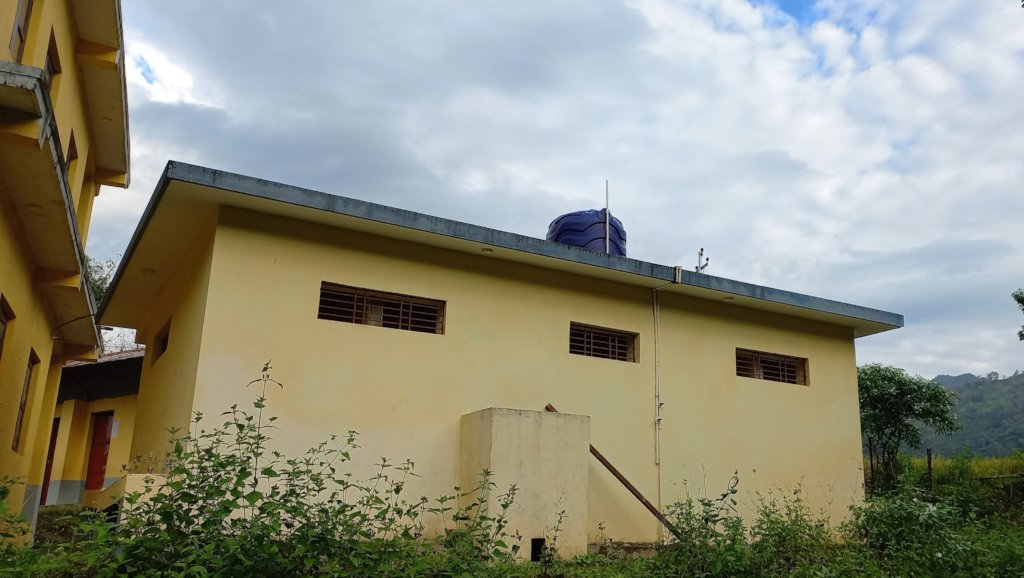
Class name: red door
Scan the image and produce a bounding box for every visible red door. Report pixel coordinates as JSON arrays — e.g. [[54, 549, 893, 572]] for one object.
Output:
[[86, 412, 114, 491], [41, 419, 60, 504]]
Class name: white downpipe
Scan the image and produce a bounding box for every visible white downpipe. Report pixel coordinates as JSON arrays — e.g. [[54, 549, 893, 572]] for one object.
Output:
[[653, 288, 664, 463]]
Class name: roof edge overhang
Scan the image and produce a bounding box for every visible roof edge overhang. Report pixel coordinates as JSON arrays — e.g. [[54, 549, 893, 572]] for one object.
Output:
[[101, 161, 904, 337], [71, 0, 130, 187], [0, 62, 100, 349]]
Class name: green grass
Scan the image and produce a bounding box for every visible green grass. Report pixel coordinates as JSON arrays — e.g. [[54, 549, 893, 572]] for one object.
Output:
[[910, 452, 1024, 478]]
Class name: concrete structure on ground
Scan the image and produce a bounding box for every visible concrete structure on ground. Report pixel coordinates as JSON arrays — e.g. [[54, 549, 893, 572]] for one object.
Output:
[[0, 0, 129, 533], [100, 162, 903, 555]]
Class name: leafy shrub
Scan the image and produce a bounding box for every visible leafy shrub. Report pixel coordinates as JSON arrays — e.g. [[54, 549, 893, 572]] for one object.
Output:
[[653, 472, 751, 577], [747, 489, 835, 575], [1, 478, 31, 572], [7, 364, 521, 577], [427, 472, 521, 576], [0, 478, 28, 544], [845, 487, 1024, 577], [3, 364, 1022, 577], [30, 507, 82, 554]]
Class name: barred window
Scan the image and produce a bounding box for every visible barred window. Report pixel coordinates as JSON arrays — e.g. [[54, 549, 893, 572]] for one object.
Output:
[[318, 282, 445, 335], [736, 348, 807, 385], [569, 322, 636, 362], [12, 349, 38, 451]]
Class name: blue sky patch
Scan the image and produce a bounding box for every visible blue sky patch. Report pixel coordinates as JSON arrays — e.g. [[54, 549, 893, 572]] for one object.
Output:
[[771, 0, 818, 23], [135, 55, 155, 84]]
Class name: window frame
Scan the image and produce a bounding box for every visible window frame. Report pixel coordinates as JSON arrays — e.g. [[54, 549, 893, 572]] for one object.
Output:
[[151, 320, 171, 364], [12, 349, 39, 451], [317, 282, 446, 335], [735, 348, 808, 386], [568, 322, 638, 363]]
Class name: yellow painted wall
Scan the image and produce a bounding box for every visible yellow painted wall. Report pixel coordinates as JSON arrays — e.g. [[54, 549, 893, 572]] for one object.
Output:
[[0, 179, 57, 515], [1, 0, 19, 62], [461, 408, 591, 557], [52, 399, 88, 491], [657, 294, 863, 527], [25, 356, 62, 485], [17, 0, 101, 232], [127, 206, 864, 545], [3, 0, 103, 239], [127, 216, 217, 468], [2, 0, 124, 532], [47, 394, 137, 504], [187, 208, 657, 540]]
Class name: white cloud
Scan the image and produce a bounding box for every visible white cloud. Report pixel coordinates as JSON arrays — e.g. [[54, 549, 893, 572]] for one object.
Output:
[[89, 0, 1024, 377], [125, 40, 222, 108]]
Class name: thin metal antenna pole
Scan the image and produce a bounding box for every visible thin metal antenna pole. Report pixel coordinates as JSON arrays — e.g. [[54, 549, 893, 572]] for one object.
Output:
[[605, 180, 610, 254]]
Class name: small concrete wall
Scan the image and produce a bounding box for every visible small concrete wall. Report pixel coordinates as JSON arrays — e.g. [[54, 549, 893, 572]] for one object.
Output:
[[460, 408, 590, 558]]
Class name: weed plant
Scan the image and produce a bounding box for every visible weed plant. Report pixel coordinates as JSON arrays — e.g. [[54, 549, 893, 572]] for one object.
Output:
[[1, 367, 1022, 576], [1, 364, 522, 577]]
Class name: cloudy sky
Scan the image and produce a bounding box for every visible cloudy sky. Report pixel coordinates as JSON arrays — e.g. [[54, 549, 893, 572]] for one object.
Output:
[[88, 0, 1024, 379]]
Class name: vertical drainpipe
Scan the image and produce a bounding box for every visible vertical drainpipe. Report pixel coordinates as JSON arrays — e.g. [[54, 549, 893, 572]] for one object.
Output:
[[652, 265, 683, 541]]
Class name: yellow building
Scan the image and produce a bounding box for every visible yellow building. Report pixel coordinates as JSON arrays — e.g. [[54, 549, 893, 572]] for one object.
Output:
[[101, 162, 902, 554], [0, 0, 129, 530], [42, 348, 140, 511]]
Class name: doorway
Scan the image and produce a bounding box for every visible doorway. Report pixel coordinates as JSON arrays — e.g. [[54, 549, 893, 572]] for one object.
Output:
[[86, 412, 114, 491]]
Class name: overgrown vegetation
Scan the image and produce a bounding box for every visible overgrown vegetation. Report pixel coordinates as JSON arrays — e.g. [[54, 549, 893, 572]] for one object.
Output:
[[84, 256, 117, 309], [2, 366, 1022, 577], [2, 364, 524, 577]]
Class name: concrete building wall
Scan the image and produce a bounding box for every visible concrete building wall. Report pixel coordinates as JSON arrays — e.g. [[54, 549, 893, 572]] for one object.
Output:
[[123, 206, 866, 545], [186, 208, 658, 541], [1, 0, 24, 62], [460, 408, 591, 557], [46, 394, 137, 506], [0, 1, 14, 61], [0, 178, 58, 519], [657, 294, 864, 526], [48, 398, 88, 504], [14, 0, 102, 240], [1, 0, 125, 531], [128, 218, 217, 466]]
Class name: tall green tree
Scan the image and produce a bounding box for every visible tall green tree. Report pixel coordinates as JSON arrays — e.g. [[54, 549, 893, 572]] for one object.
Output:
[[858, 364, 960, 491], [1014, 289, 1024, 341], [85, 256, 117, 308]]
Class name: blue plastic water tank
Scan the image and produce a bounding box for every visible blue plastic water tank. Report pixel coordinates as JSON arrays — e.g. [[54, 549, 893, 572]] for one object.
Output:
[[546, 209, 627, 256]]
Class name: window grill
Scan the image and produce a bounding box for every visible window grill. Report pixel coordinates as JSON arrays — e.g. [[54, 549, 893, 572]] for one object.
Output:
[[569, 322, 636, 362], [318, 282, 445, 334], [736, 348, 807, 385]]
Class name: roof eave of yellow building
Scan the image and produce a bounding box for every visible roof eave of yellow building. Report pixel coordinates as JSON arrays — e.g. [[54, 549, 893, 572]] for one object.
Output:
[[71, 0, 130, 188], [101, 162, 904, 339], [0, 62, 101, 350]]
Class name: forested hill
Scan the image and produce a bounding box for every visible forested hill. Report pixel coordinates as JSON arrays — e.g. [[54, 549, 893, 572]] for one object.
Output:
[[922, 372, 1024, 457]]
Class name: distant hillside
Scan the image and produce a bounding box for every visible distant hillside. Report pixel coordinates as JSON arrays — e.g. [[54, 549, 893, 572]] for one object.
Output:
[[933, 373, 981, 388], [921, 373, 1024, 457]]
